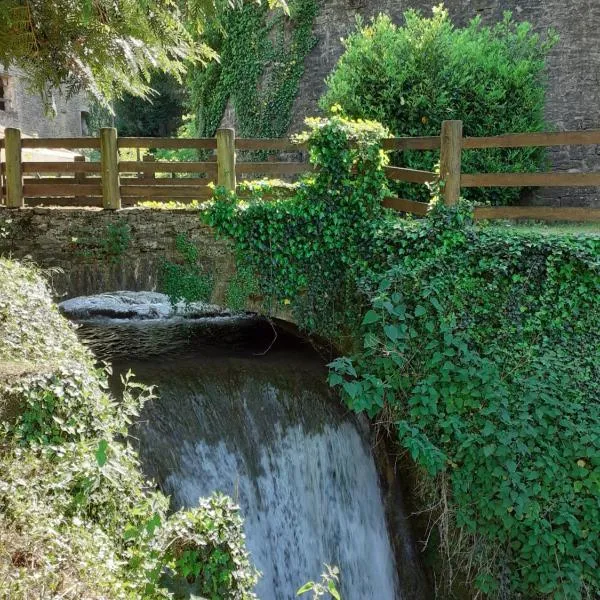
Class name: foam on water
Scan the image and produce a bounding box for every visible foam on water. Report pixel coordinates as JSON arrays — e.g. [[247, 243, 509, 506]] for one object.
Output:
[[165, 421, 399, 599]]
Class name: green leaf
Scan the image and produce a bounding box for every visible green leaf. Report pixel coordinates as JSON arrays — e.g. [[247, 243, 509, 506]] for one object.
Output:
[[328, 372, 343, 387], [297, 582, 315, 595], [362, 310, 379, 325], [342, 381, 361, 399], [95, 439, 108, 467], [483, 444, 496, 457], [145, 513, 161, 536], [384, 324, 399, 341], [328, 580, 341, 600], [364, 332, 379, 348], [414, 305, 426, 317], [123, 526, 139, 541]]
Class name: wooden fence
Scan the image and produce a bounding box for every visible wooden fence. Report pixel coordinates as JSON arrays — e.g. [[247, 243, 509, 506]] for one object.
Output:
[[1, 122, 600, 222]]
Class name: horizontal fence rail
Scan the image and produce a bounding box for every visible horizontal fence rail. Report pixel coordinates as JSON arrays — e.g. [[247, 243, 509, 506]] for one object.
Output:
[[472, 206, 598, 222], [1, 124, 599, 221], [461, 129, 600, 149], [385, 166, 436, 184], [119, 162, 216, 174], [461, 172, 600, 187], [118, 137, 217, 150]]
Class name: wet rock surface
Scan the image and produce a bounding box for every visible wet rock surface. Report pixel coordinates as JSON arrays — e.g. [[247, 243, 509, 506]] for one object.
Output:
[[59, 291, 234, 321]]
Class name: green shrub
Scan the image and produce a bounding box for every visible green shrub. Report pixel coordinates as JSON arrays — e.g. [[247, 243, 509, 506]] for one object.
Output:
[[158, 495, 258, 598], [0, 258, 258, 599], [205, 116, 600, 598], [297, 565, 341, 599], [321, 7, 557, 205], [73, 221, 131, 263], [115, 71, 186, 138]]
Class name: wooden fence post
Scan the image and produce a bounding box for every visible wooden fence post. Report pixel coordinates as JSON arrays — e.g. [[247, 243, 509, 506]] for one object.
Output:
[[5, 128, 23, 208], [140, 154, 155, 181], [100, 127, 120, 209], [439, 120, 463, 206], [216, 128, 236, 192], [74, 155, 86, 203]]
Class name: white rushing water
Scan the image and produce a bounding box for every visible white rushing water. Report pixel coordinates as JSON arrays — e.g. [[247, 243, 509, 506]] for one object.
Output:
[[168, 419, 400, 599], [66, 304, 410, 599], [125, 355, 402, 600]]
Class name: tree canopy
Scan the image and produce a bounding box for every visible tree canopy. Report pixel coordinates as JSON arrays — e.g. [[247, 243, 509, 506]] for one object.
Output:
[[0, 0, 287, 107]]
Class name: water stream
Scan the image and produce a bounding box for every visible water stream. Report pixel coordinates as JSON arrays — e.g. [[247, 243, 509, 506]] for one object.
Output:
[[61, 292, 422, 600]]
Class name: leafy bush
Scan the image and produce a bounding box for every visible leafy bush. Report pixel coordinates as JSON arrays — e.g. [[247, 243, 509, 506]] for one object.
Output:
[[0, 258, 258, 599], [204, 112, 391, 336], [321, 7, 557, 205], [330, 207, 599, 597], [158, 495, 258, 598], [297, 565, 341, 599], [205, 115, 600, 598]]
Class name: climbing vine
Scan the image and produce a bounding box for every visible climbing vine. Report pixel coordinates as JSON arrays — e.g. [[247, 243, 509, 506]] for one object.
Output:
[[204, 112, 392, 337], [204, 115, 600, 598], [72, 222, 131, 263], [187, 0, 318, 138], [159, 233, 214, 304], [329, 211, 599, 598]]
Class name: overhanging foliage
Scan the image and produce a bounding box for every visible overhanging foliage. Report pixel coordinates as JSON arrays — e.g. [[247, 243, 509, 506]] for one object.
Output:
[[0, 0, 289, 107]]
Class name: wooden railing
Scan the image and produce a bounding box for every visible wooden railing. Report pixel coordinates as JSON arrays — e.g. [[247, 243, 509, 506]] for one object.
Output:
[[1, 122, 600, 221], [0, 127, 303, 208], [381, 121, 600, 222]]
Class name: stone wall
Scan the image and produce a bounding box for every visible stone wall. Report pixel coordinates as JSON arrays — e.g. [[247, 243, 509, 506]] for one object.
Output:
[[0, 67, 89, 138], [289, 0, 600, 207], [0, 207, 233, 301]]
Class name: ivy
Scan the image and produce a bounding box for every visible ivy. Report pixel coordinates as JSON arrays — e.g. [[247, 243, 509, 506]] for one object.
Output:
[[159, 233, 214, 304], [72, 222, 131, 263], [187, 0, 318, 138], [204, 112, 392, 337], [204, 114, 600, 598], [329, 213, 600, 598]]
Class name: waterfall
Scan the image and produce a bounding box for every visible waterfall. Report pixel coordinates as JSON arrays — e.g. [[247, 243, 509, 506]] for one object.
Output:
[[61, 293, 421, 600]]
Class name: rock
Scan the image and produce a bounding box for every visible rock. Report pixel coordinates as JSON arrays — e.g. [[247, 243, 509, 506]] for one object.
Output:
[[59, 291, 236, 321]]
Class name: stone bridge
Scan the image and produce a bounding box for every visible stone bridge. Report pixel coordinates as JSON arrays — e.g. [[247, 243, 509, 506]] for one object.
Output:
[[0, 207, 236, 304]]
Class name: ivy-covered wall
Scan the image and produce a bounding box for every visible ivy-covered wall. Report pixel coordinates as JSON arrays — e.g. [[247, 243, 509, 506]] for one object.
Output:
[[187, 0, 599, 207], [187, 0, 318, 138]]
